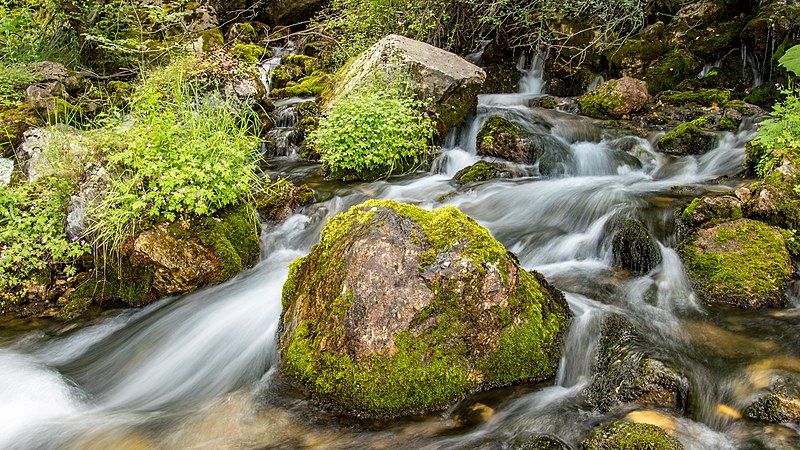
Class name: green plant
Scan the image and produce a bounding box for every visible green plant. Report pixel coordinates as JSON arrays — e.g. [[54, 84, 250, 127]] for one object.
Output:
[[779, 44, 800, 77], [751, 83, 800, 178], [88, 53, 263, 251], [309, 85, 435, 180]]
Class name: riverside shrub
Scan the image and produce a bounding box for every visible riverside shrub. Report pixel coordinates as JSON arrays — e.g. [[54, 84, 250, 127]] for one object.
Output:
[[309, 87, 435, 181]]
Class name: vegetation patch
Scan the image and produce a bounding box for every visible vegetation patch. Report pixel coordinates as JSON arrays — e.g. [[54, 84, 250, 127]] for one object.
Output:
[[582, 420, 684, 450]]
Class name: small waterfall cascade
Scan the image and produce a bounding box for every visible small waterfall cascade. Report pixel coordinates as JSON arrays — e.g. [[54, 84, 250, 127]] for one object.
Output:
[[258, 40, 297, 95]]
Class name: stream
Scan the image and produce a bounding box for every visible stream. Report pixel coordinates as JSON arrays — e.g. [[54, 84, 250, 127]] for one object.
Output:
[[1, 63, 799, 450]]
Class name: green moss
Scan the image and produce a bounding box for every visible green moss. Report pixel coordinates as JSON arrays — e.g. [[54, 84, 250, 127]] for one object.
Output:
[[254, 178, 313, 221], [680, 196, 742, 226], [478, 117, 521, 143], [200, 29, 224, 52], [658, 89, 731, 107], [0, 105, 38, 157], [679, 219, 791, 308], [577, 80, 626, 119], [582, 420, 684, 450], [454, 160, 501, 184], [194, 202, 261, 281], [604, 38, 667, 74], [719, 115, 737, 131], [282, 54, 318, 75], [270, 71, 331, 99], [281, 200, 570, 417], [658, 117, 716, 155], [644, 49, 703, 95], [230, 42, 268, 63]]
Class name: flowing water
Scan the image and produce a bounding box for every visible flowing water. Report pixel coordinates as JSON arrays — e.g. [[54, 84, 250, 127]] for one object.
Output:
[[1, 66, 799, 450]]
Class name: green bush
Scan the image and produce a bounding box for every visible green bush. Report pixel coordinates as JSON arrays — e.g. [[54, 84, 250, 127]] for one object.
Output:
[[89, 53, 262, 250], [309, 86, 435, 180], [750, 85, 800, 178]]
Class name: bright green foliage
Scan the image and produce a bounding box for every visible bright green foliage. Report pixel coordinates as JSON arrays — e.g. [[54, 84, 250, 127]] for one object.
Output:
[[90, 53, 261, 251], [309, 87, 435, 180], [0, 65, 40, 108], [582, 420, 684, 450], [316, 0, 648, 68], [779, 45, 800, 77], [0, 0, 78, 66], [0, 178, 90, 306], [751, 86, 800, 178]]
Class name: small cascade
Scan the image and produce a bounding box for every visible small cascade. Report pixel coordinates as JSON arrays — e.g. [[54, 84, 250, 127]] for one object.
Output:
[[586, 74, 605, 92], [517, 52, 547, 95], [258, 40, 297, 95], [263, 98, 307, 158], [697, 47, 763, 88]]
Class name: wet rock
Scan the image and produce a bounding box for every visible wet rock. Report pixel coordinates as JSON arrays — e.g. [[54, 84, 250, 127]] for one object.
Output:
[[664, 1, 739, 55], [744, 378, 800, 425], [587, 315, 687, 412], [476, 117, 538, 163], [453, 161, 514, 185], [680, 195, 743, 228], [510, 434, 571, 450], [225, 22, 258, 44], [743, 147, 800, 231], [657, 89, 731, 108], [657, 117, 717, 155], [577, 77, 650, 119], [254, 178, 313, 222], [453, 403, 494, 427], [582, 420, 684, 450], [742, 1, 800, 75], [279, 200, 571, 418], [538, 145, 576, 177], [643, 49, 703, 95], [320, 34, 485, 136], [604, 22, 667, 79], [678, 218, 791, 309], [612, 219, 662, 275], [67, 163, 109, 237]]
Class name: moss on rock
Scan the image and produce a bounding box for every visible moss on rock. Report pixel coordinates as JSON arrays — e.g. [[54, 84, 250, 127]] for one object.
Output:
[[270, 71, 331, 99], [230, 42, 269, 63], [743, 379, 800, 424], [453, 160, 512, 185], [280, 200, 571, 418], [643, 49, 703, 95], [658, 117, 717, 155], [658, 89, 731, 107], [254, 178, 314, 222], [678, 218, 791, 309], [612, 219, 662, 275], [577, 77, 649, 119], [582, 420, 684, 450]]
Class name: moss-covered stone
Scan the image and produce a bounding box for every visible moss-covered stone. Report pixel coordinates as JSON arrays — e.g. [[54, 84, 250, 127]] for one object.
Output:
[[194, 202, 261, 281], [280, 200, 571, 418], [230, 42, 269, 63], [282, 54, 318, 76], [0, 105, 39, 158], [680, 195, 743, 228], [200, 28, 224, 52], [511, 435, 570, 450], [678, 218, 791, 309], [582, 420, 684, 450], [453, 160, 512, 185], [643, 49, 703, 95], [481, 60, 521, 94], [744, 147, 800, 230], [743, 379, 800, 424], [475, 117, 538, 163], [577, 77, 649, 120], [270, 71, 331, 99], [254, 178, 314, 222], [604, 36, 667, 79], [745, 83, 781, 107], [612, 219, 662, 275], [690, 21, 743, 56], [658, 89, 731, 107], [658, 117, 717, 155]]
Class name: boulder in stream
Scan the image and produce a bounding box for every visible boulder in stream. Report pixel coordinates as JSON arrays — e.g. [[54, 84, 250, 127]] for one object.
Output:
[[678, 218, 791, 309], [476, 117, 540, 163], [587, 315, 687, 413], [319, 34, 485, 136], [744, 378, 800, 425], [582, 420, 685, 450], [577, 77, 650, 119], [612, 219, 663, 275], [453, 160, 514, 185], [279, 200, 571, 418], [657, 117, 717, 155]]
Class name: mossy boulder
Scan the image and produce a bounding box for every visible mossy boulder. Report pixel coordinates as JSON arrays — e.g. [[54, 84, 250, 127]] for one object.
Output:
[[319, 35, 486, 137], [587, 315, 688, 413], [643, 49, 703, 95], [254, 178, 314, 222], [582, 420, 684, 450], [578, 77, 650, 120], [744, 378, 800, 424], [453, 160, 514, 185], [225, 22, 258, 44], [744, 147, 800, 231], [270, 71, 331, 99], [603, 22, 667, 79], [612, 219, 663, 275], [680, 195, 743, 228], [230, 42, 268, 63], [511, 435, 571, 450], [279, 200, 571, 418], [657, 89, 731, 107], [0, 105, 38, 158], [678, 218, 791, 309], [657, 117, 717, 155], [476, 117, 539, 163]]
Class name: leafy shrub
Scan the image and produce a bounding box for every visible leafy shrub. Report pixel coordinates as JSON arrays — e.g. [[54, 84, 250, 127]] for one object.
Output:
[[89, 53, 262, 250], [309, 86, 435, 180]]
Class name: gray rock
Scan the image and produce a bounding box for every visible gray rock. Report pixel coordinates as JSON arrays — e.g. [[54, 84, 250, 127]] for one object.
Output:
[[612, 219, 662, 275], [321, 34, 486, 136], [28, 61, 82, 93]]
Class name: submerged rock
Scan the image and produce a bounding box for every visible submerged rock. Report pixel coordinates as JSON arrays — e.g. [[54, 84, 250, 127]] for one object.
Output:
[[744, 378, 800, 425], [582, 420, 684, 450], [279, 200, 571, 418], [612, 219, 662, 275], [587, 315, 687, 412], [679, 218, 791, 309], [320, 34, 485, 136], [577, 77, 650, 119]]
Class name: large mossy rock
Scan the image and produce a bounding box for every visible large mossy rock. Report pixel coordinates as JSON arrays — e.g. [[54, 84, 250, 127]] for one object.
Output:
[[587, 315, 687, 412], [744, 146, 800, 231], [657, 117, 717, 155], [612, 219, 663, 275], [577, 77, 650, 119], [319, 35, 485, 137], [279, 200, 571, 418], [678, 218, 791, 309], [643, 49, 703, 95], [453, 160, 514, 185], [582, 420, 685, 450]]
